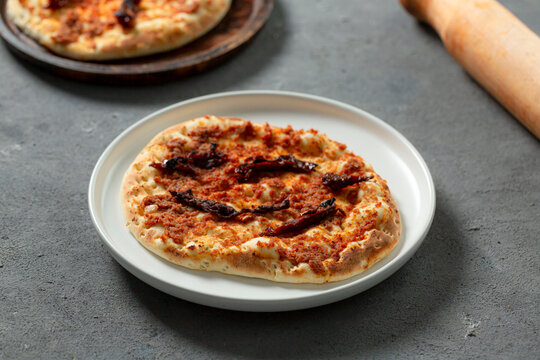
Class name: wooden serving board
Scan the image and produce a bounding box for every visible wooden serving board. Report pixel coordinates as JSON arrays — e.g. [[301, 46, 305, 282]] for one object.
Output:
[[0, 0, 273, 84]]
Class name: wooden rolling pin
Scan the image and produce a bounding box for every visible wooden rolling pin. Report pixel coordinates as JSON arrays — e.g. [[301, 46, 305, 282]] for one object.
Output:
[[400, 0, 540, 139]]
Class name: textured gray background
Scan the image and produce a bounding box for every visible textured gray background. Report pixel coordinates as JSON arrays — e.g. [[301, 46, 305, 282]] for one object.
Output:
[[1, 0, 539, 359]]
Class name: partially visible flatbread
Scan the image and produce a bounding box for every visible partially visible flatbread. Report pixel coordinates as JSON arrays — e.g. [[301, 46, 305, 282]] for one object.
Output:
[[7, 0, 231, 60]]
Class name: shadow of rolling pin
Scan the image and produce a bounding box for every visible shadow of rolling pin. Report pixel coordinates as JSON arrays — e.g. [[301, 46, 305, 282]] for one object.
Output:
[[400, 0, 540, 139]]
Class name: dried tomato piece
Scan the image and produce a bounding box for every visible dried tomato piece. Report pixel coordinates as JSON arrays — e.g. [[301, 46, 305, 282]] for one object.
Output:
[[170, 189, 240, 218], [45, 0, 70, 10], [150, 142, 226, 175], [150, 157, 197, 175], [241, 198, 290, 214], [170, 190, 290, 219], [260, 198, 338, 237], [186, 142, 226, 169], [322, 173, 373, 190], [235, 155, 317, 182], [115, 0, 141, 28]]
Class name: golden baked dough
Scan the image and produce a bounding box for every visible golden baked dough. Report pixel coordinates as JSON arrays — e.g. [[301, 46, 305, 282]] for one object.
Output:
[[122, 116, 401, 283], [7, 0, 231, 60]]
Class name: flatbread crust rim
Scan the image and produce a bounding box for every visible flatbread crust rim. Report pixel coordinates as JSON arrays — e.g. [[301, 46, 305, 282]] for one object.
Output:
[[121, 117, 402, 283], [7, 0, 231, 61]]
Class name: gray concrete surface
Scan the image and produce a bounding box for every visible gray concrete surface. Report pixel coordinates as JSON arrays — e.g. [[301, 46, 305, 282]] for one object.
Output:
[[1, 1, 539, 359]]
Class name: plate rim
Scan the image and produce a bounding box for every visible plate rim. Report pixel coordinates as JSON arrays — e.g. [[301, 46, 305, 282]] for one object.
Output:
[[88, 90, 436, 310]]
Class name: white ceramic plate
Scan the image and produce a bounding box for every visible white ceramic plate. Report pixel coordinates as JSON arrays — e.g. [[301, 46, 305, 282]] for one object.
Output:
[[88, 91, 435, 312]]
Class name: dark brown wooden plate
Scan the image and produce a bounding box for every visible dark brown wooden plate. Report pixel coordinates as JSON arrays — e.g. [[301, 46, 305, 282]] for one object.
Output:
[[0, 0, 273, 84]]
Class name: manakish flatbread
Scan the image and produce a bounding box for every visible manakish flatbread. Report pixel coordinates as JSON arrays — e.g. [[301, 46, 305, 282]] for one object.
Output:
[[122, 116, 401, 283], [7, 0, 231, 60]]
